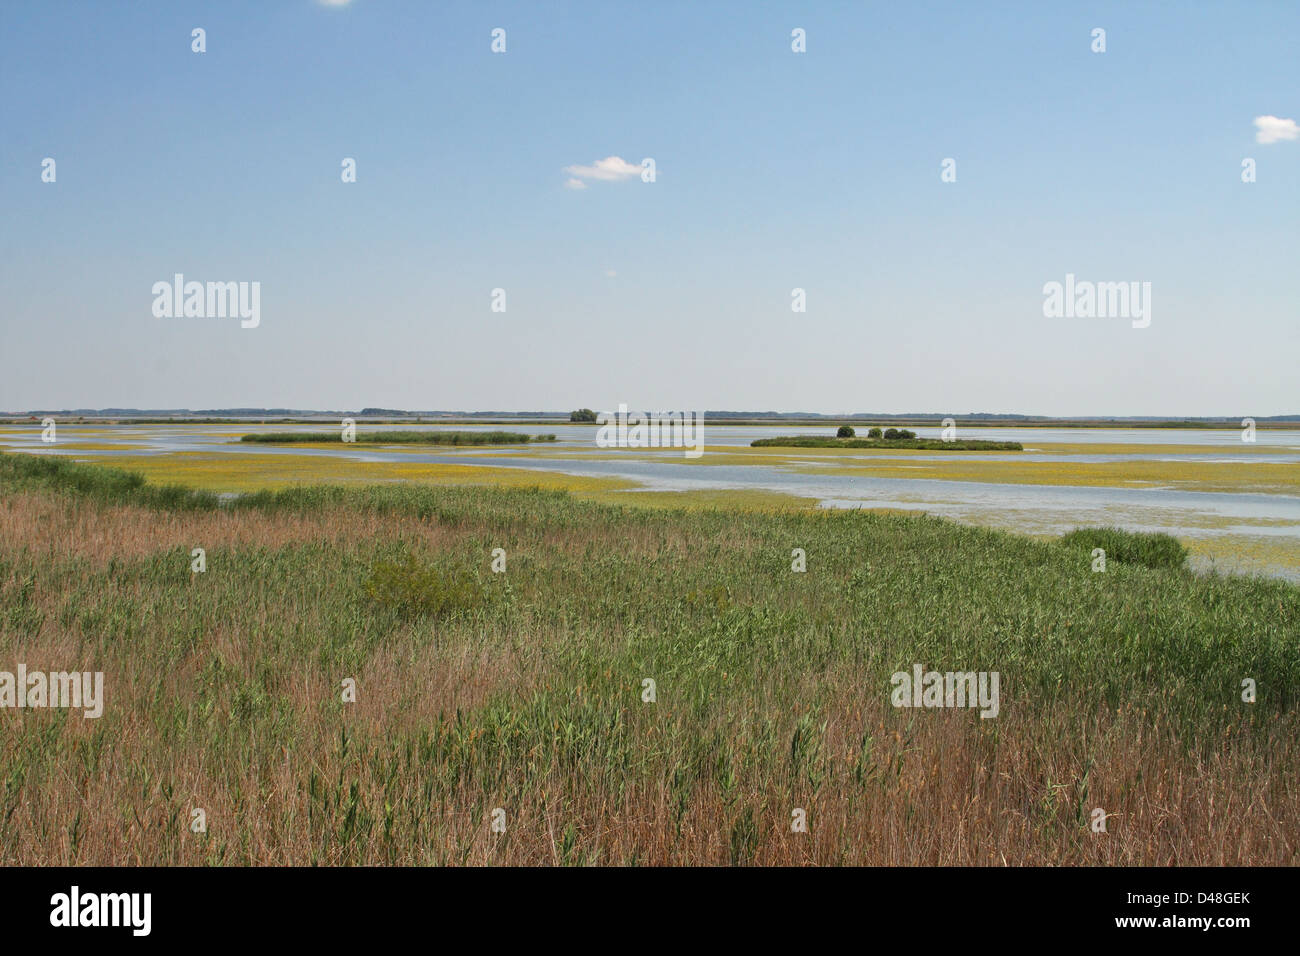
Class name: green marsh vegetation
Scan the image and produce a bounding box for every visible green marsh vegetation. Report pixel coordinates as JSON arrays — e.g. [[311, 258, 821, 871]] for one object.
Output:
[[753, 425, 1022, 452], [239, 430, 556, 446], [0, 450, 1295, 864], [1059, 527, 1190, 572], [363, 551, 485, 621]]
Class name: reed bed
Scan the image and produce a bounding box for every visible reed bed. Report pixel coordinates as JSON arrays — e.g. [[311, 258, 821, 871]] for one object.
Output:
[[0, 452, 1295, 865]]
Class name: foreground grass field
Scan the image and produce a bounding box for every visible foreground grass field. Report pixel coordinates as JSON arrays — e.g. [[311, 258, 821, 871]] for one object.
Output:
[[0, 452, 1296, 865]]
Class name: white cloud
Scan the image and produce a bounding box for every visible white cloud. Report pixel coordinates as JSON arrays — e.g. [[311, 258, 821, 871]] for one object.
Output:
[[1254, 115, 1299, 144], [318, 0, 354, 7], [564, 178, 587, 190], [563, 155, 641, 184]]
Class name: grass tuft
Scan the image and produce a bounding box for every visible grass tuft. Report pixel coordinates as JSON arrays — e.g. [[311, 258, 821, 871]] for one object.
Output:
[[362, 551, 483, 620], [1059, 526, 1189, 571]]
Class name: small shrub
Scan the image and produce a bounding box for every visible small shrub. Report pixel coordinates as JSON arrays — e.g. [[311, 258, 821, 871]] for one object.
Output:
[[685, 584, 732, 615], [881, 428, 917, 441], [836, 425, 855, 438], [362, 552, 481, 619], [867, 427, 883, 439], [1059, 527, 1188, 571]]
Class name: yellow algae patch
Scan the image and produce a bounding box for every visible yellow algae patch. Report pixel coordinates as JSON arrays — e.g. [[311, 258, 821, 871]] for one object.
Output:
[[1174, 514, 1300, 531], [1025, 441, 1299, 456], [11, 447, 821, 514], [11, 442, 154, 452], [97, 452, 634, 496], [780, 456, 1300, 496], [28, 449, 823, 515], [1184, 535, 1300, 578], [577, 487, 817, 511], [0, 433, 154, 452]]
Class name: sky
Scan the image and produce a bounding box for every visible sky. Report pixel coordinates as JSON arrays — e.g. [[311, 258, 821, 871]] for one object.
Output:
[[1, 0, 1297, 416]]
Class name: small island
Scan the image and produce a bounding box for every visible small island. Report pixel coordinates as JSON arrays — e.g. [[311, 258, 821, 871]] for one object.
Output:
[[752, 425, 1022, 451]]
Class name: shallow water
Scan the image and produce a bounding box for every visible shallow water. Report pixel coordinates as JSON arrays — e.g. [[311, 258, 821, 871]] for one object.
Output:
[[9, 421, 1299, 451], [4, 422, 1297, 580]]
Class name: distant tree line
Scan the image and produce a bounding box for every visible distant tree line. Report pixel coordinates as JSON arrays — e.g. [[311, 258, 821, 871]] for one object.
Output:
[[837, 425, 917, 440]]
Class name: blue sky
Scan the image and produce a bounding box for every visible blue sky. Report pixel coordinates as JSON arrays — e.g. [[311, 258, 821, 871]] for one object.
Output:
[[2, 0, 1296, 415]]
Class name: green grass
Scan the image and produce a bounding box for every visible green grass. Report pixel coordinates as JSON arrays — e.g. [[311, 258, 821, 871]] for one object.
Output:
[[362, 551, 485, 620], [239, 430, 556, 445], [751, 436, 1023, 451], [1, 449, 1296, 864], [0, 450, 1288, 732], [0, 450, 220, 510], [1059, 526, 1190, 571]]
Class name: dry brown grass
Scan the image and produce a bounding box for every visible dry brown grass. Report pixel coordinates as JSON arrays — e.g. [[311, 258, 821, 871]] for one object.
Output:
[[8, 698, 1292, 866], [1, 480, 1296, 866]]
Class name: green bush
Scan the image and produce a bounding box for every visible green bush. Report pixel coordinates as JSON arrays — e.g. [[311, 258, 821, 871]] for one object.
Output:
[[362, 553, 482, 620], [1059, 527, 1188, 571], [750, 436, 1022, 450], [867, 427, 883, 439], [881, 428, 917, 440], [569, 409, 598, 423], [836, 425, 855, 438]]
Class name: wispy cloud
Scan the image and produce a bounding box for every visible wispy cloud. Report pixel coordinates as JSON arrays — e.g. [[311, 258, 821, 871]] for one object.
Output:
[[1254, 115, 1299, 144], [563, 155, 641, 185]]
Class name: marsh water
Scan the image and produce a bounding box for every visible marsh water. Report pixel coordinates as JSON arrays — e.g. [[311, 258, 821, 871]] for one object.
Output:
[[5, 422, 1298, 580]]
